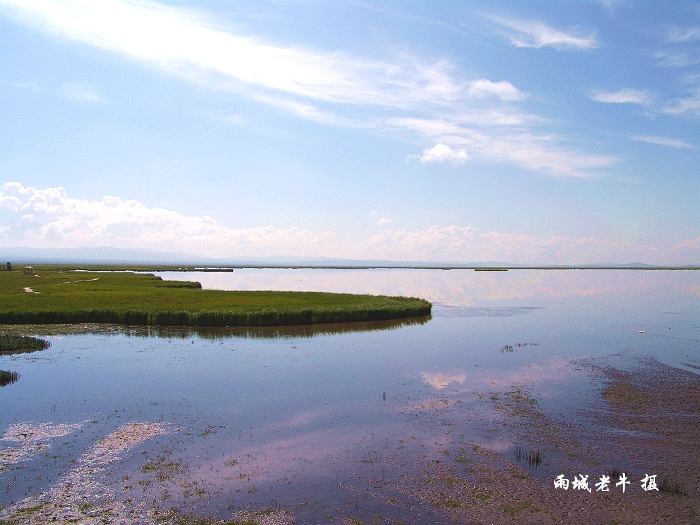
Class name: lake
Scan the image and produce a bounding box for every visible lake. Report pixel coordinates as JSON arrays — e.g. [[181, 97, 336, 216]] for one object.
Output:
[[1, 269, 698, 524]]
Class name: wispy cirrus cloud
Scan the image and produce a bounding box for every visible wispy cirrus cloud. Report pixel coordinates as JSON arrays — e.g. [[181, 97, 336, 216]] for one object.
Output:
[[668, 26, 700, 43], [590, 88, 652, 105], [662, 84, 700, 116], [0, 0, 463, 110], [484, 13, 598, 50], [654, 50, 700, 68], [394, 118, 616, 177], [14, 81, 103, 104], [0, 0, 612, 178], [632, 135, 694, 148]]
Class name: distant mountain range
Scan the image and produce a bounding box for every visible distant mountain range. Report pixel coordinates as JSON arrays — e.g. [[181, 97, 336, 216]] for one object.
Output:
[[0, 246, 695, 268]]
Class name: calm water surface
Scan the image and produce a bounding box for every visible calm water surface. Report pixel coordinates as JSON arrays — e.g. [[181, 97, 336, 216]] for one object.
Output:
[[1, 269, 698, 522]]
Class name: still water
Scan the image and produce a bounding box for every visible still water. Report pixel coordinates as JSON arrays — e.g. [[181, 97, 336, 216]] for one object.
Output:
[[1, 269, 698, 523]]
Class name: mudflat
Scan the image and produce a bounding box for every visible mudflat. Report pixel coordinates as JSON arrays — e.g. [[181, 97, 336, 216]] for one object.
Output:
[[386, 359, 700, 524]]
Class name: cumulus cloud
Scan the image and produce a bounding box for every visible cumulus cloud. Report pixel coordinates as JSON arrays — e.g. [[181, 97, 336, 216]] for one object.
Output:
[[421, 371, 467, 390], [484, 14, 598, 50], [0, 183, 336, 258], [370, 211, 393, 226], [3, 183, 697, 264], [590, 88, 651, 104], [409, 143, 469, 165]]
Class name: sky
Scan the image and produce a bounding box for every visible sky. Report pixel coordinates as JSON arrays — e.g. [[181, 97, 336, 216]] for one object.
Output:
[[0, 0, 699, 265]]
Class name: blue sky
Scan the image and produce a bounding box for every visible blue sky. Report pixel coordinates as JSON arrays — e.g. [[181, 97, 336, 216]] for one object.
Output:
[[1, 0, 698, 264]]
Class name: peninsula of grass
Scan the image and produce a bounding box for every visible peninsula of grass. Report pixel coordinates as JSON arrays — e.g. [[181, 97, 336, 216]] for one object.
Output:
[[0, 267, 431, 327]]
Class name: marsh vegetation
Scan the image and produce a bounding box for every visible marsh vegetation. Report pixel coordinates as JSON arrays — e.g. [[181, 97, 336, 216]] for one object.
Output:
[[0, 334, 51, 354], [0, 267, 431, 327], [0, 370, 19, 386]]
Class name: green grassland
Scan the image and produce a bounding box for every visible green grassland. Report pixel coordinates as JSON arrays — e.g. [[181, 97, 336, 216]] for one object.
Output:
[[0, 267, 431, 327]]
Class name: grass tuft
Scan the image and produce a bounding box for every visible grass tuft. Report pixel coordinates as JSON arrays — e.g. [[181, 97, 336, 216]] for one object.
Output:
[[0, 334, 51, 354], [0, 370, 20, 386], [659, 478, 687, 496]]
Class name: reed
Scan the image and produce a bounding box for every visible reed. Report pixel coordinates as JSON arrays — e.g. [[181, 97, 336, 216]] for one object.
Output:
[[0, 334, 51, 354], [659, 478, 687, 496], [0, 370, 19, 386]]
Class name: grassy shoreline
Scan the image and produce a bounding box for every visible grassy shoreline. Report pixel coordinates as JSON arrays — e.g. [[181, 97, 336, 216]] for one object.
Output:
[[0, 266, 431, 327]]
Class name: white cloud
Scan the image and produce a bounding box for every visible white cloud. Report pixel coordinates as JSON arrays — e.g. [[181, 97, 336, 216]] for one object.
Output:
[[663, 87, 700, 116], [668, 26, 700, 43], [654, 51, 700, 68], [395, 119, 616, 177], [0, 0, 463, 110], [0, 0, 615, 179], [409, 143, 469, 165], [598, 0, 627, 11], [484, 14, 598, 50], [632, 135, 694, 148], [421, 371, 466, 390], [370, 211, 393, 226], [590, 88, 652, 105], [0, 182, 336, 258], [57, 82, 103, 104], [3, 184, 696, 264], [466, 79, 528, 101], [14, 81, 103, 104], [362, 225, 662, 264]]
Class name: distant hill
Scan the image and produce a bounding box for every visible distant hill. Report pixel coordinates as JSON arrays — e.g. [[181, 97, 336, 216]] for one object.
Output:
[[1, 246, 696, 268]]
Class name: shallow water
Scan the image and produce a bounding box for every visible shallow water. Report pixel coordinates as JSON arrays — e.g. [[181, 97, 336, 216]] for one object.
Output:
[[1, 269, 698, 523]]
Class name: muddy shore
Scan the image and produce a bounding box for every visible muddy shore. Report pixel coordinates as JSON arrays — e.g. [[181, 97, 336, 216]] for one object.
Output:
[[2, 351, 698, 524], [382, 358, 700, 525]]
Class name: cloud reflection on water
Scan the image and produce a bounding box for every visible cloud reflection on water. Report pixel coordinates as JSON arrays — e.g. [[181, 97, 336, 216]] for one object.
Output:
[[163, 268, 699, 307]]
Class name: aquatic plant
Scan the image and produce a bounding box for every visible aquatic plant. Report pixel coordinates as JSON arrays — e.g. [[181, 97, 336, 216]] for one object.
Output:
[[603, 382, 652, 413], [608, 468, 623, 482], [0, 370, 19, 386], [0, 334, 51, 354], [515, 447, 542, 468], [659, 477, 687, 496]]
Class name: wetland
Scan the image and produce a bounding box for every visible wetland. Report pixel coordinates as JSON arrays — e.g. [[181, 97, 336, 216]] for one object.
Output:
[[1, 268, 698, 524]]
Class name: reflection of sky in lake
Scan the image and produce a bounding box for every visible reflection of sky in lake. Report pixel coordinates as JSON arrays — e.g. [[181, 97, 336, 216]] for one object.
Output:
[[1, 270, 698, 521]]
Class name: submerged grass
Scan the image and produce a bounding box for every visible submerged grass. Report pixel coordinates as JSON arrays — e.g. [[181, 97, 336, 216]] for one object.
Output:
[[0, 267, 431, 327], [602, 382, 652, 413]]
